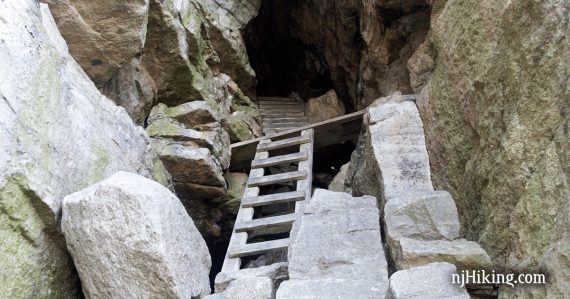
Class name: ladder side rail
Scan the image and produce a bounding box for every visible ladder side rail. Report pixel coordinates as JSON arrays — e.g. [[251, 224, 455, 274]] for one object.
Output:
[[221, 146, 269, 272]]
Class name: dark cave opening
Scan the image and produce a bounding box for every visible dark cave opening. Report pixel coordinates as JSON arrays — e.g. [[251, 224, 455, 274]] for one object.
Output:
[[244, 0, 335, 100]]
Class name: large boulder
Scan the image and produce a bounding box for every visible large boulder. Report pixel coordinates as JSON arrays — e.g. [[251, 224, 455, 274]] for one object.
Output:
[[200, 0, 261, 98], [62, 172, 211, 298], [387, 263, 469, 299], [277, 189, 389, 298], [211, 262, 288, 299], [305, 89, 345, 123], [393, 238, 492, 271], [43, 0, 149, 84], [141, 0, 261, 106], [0, 2, 162, 297], [141, 0, 215, 106], [413, 0, 570, 295], [346, 94, 434, 207], [385, 191, 461, 250]]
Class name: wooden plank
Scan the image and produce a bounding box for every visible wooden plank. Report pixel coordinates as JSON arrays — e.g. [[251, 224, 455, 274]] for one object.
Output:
[[263, 122, 309, 129], [264, 127, 305, 133], [263, 118, 309, 123], [290, 129, 314, 244], [248, 170, 307, 187], [257, 135, 311, 152], [230, 110, 365, 170], [261, 112, 305, 117], [242, 190, 305, 208], [259, 102, 300, 107], [252, 151, 308, 168], [258, 97, 296, 102], [229, 238, 289, 258], [260, 105, 302, 109], [234, 213, 297, 233]]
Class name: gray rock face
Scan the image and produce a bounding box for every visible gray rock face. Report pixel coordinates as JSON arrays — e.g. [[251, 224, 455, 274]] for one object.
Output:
[[44, 0, 150, 84], [414, 2, 570, 296], [277, 189, 389, 298], [0, 2, 162, 297], [101, 58, 157, 125], [147, 101, 237, 238], [394, 238, 492, 271], [62, 172, 211, 298], [305, 89, 345, 123], [148, 102, 230, 169], [385, 191, 461, 251], [346, 94, 433, 207], [387, 263, 469, 299]]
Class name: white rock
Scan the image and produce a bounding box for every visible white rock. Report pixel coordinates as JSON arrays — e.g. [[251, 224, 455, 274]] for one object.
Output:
[[387, 263, 469, 299], [347, 94, 433, 206], [394, 238, 492, 271], [277, 189, 389, 298], [215, 262, 288, 293], [278, 278, 386, 299], [62, 172, 211, 298], [207, 277, 273, 299], [0, 2, 159, 296], [385, 191, 461, 253]]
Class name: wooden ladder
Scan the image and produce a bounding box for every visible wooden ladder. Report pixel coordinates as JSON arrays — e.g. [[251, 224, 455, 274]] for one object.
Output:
[[221, 129, 314, 272]]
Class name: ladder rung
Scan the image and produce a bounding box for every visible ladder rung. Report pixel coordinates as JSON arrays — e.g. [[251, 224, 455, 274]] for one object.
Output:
[[263, 118, 308, 123], [257, 135, 311, 152], [263, 122, 309, 128], [229, 238, 289, 258], [259, 102, 300, 107], [259, 106, 300, 110], [242, 190, 305, 208], [252, 151, 308, 168], [235, 213, 297, 233], [259, 97, 296, 102], [248, 170, 307, 187], [261, 112, 305, 117]]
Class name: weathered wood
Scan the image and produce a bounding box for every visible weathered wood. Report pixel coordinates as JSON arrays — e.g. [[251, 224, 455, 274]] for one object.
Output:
[[221, 147, 268, 272], [230, 110, 365, 170], [234, 213, 297, 233], [290, 129, 314, 244], [264, 127, 304, 133], [259, 102, 300, 107], [263, 118, 309, 123], [261, 112, 306, 117], [229, 238, 289, 258], [260, 106, 304, 112], [251, 151, 309, 168], [242, 190, 305, 208], [248, 170, 307, 187], [263, 122, 309, 129], [258, 97, 296, 102], [257, 135, 311, 152]]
